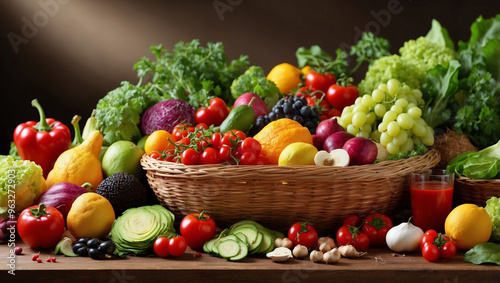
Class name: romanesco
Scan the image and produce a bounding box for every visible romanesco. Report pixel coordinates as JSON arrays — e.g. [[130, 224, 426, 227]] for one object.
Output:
[[358, 37, 455, 95], [0, 156, 46, 215]]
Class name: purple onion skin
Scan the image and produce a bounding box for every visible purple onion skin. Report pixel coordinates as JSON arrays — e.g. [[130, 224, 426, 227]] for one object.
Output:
[[36, 182, 89, 220], [140, 99, 196, 135]]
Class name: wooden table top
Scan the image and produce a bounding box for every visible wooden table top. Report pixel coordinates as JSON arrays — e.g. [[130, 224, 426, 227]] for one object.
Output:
[[2, 241, 500, 283]]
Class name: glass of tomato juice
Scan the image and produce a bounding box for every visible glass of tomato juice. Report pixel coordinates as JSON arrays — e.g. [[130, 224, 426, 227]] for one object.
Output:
[[410, 169, 454, 233]]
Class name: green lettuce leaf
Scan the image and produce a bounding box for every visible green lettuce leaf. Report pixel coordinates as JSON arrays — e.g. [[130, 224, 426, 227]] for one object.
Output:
[[464, 242, 500, 265]]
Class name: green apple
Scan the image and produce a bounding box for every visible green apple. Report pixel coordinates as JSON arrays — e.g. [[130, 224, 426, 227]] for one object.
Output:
[[101, 140, 145, 178]]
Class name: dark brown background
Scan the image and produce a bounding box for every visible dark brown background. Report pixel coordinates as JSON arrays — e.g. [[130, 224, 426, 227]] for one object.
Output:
[[1, 0, 499, 154]]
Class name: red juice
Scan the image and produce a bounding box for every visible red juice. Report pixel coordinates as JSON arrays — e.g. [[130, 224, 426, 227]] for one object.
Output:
[[410, 181, 453, 233]]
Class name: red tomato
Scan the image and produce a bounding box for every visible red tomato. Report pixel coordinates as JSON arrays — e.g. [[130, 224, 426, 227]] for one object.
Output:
[[17, 203, 65, 249], [181, 148, 199, 165], [168, 236, 188, 257], [149, 152, 162, 160], [195, 98, 229, 126], [336, 225, 370, 251], [255, 155, 269, 165], [361, 213, 393, 246], [420, 230, 457, 262], [196, 123, 209, 130], [154, 236, 170, 258], [219, 146, 232, 163], [305, 70, 336, 93], [180, 211, 217, 250], [343, 215, 362, 227], [440, 241, 457, 260], [240, 137, 261, 156], [326, 84, 359, 111], [199, 147, 220, 165], [239, 151, 258, 165], [422, 242, 440, 262], [224, 130, 246, 142], [288, 221, 319, 249], [211, 132, 222, 151]]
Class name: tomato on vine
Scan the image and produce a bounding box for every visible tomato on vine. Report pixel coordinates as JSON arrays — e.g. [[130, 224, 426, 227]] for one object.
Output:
[[181, 148, 199, 165], [199, 147, 220, 164], [420, 230, 457, 262], [305, 69, 336, 94]]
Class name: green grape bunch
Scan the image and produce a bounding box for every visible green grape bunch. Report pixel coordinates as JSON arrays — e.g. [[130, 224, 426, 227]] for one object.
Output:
[[338, 79, 434, 155]]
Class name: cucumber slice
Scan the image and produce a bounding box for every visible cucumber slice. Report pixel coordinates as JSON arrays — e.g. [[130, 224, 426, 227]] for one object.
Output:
[[217, 239, 240, 259], [54, 237, 78, 257], [203, 238, 217, 254], [249, 232, 263, 254], [256, 231, 274, 255], [231, 226, 258, 246], [229, 239, 249, 261], [235, 232, 248, 246]]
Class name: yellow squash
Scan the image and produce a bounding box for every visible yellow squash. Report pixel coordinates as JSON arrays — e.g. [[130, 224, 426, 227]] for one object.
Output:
[[46, 130, 103, 189]]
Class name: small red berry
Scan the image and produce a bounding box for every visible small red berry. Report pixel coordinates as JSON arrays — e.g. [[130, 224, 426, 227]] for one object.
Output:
[[36, 258, 42, 263], [196, 252, 202, 257], [51, 257, 57, 263], [14, 247, 23, 255], [46, 258, 52, 262], [32, 254, 40, 261]]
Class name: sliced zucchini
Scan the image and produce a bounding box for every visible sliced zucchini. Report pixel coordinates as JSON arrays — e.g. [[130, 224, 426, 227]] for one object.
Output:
[[249, 232, 263, 254], [203, 238, 217, 254], [229, 239, 249, 261], [231, 225, 259, 246], [217, 239, 240, 259], [256, 231, 274, 255], [235, 232, 248, 246]]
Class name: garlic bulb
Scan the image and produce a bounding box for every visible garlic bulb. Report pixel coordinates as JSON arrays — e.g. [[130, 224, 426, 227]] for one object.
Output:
[[386, 218, 424, 252]]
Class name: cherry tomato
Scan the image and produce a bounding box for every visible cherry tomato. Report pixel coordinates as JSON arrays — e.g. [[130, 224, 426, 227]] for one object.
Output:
[[180, 137, 191, 146], [326, 84, 359, 111], [239, 151, 258, 165], [199, 147, 220, 164], [336, 225, 370, 251], [219, 146, 232, 163], [255, 155, 269, 165], [196, 123, 209, 130], [149, 152, 162, 160], [181, 148, 199, 165], [288, 221, 319, 249], [305, 70, 336, 93], [343, 215, 362, 227], [420, 230, 457, 262], [17, 203, 65, 249], [211, 132, 222, 150], [220, 136, 234, 149], [240, 137, 262, 155], [440, 241, 457, 260], [180, 211, 217, 250], [232, 147, 243, 160], [422, 242, 440, 262], [168, 236, 188, 257], [195, 98, 229, 126], [361, 213, 393, 246], [224, 130, 246, 143], [154, 236, 170, 258], [197, 137, 210, 151]]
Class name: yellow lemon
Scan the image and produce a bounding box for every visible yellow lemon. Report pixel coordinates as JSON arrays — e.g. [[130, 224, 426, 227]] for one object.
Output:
[[278, 142, 318, 166], [445, 203, 492, 250], [67, 192, 116, 239], [266, 63, 302, 94]]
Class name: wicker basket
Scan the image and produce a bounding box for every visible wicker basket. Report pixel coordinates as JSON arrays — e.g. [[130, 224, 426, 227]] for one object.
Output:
[[141, 149, 440, 234], [454, 177, 500, 207]]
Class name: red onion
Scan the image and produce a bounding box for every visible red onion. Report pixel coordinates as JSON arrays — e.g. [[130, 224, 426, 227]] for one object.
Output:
[[36, 182, 92, 220]]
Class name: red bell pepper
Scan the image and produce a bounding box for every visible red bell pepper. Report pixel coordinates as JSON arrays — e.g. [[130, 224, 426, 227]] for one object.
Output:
[[13, 99, 71, 178]]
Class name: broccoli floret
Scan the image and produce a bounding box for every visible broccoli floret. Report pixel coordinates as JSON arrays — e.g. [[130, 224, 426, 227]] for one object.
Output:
[[358, 37, 455, 95]]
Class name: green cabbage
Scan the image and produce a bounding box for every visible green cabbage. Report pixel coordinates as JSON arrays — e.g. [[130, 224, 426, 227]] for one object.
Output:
[[110, 204, 176, 256], [485, 196, 500, 242], [0, 155, 46, 215]]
